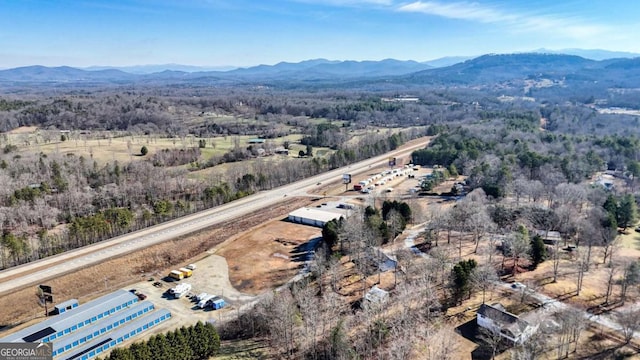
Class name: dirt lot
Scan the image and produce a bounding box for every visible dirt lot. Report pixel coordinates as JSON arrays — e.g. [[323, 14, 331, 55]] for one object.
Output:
[[216, 219, 322, 295]]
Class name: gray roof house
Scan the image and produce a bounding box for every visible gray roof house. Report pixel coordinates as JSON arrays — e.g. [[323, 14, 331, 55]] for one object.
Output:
[[477, 303, 537, 344]]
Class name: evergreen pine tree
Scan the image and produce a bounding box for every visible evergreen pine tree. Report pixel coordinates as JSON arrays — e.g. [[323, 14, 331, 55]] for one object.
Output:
[[530, 234, 547, 268], [129, 342, 152, 360]]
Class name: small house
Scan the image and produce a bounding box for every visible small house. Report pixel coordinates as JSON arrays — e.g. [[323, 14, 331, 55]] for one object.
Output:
[[363, 286, 389, 309], [477, 303, 537, 344], [533, 230, 562, 245]]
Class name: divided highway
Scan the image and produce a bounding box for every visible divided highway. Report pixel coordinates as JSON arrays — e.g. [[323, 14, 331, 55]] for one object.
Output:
[[0, 138, 430, 295]]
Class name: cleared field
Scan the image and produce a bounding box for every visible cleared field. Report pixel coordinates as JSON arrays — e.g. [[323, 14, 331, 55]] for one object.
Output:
[[287, 142, 333, 158], [215, 217, 323, 295], [4, 128, 305, 166]]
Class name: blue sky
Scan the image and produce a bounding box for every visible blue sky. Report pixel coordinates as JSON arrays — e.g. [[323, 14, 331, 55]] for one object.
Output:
[[1, 0, 638, 68]]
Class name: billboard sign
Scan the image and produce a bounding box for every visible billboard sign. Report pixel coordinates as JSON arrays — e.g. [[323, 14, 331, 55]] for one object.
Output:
[[388, 157, 396, 167], [342, 174, 351, 184]]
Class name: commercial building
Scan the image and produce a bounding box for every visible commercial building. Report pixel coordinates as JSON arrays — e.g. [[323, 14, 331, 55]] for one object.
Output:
[[287, 202, 352, 228], [0, 290, 139, 343], [51, 301, 155, 357], [0, 289, 172, 360], [60, 309, 172, 360]]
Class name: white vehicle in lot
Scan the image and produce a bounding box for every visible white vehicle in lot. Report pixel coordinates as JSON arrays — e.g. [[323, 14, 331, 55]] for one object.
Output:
[[171, 283, 192, 298], [385, 187, 393, 192], [361, 188, 371, 194], [197, 294, 216, 308]]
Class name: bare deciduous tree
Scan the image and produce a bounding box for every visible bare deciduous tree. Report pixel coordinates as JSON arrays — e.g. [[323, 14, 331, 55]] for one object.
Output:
[[605, 263, 617, 305], [554, 308, 586, 357], [615, 307, 640, 344], [471, 264, 499, 304]]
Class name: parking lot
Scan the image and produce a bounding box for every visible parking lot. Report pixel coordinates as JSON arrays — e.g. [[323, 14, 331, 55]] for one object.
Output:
[[121, 254, 257, 341]]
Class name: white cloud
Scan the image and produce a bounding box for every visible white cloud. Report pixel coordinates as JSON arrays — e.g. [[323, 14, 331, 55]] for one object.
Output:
[[398, 1, 514, 23], [397, 1, 610, 40]]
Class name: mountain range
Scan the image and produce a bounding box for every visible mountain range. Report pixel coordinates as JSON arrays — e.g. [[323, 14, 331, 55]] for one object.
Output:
[[0, 58, 435, 83], [0, 50, 639, 88], [73, 49, 640, 74]]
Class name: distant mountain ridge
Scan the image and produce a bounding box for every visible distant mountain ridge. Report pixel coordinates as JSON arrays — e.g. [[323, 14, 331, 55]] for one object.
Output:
[[0, 65, 135, 82], [406, 53, 597, 85], [2, 52, 640, 88], [399, 52, 640, 91], [84, 64, 237, 74], [0, 59, 434, 82]]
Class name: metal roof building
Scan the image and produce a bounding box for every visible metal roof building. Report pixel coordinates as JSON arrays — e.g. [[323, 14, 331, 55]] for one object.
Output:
[[288, 208, 342, 227], [60, 309, 172, 360], [55, 299, 79, 315], [0, 290, 138, 344], [287, 202, 352, 228], [52, 301, 155, 357]]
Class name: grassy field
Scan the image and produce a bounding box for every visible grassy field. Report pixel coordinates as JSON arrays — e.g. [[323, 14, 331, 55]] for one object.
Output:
[[619, 227, 640, 250], [4, 127, 305, 166]]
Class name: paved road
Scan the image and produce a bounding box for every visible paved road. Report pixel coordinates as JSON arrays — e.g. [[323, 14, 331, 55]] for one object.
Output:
[[0, 138, 431, 295]]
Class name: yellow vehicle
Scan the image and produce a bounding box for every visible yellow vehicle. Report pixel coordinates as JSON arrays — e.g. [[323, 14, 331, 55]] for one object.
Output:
[[169, 270, 184, 280], [178, 267, 193, 278]]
